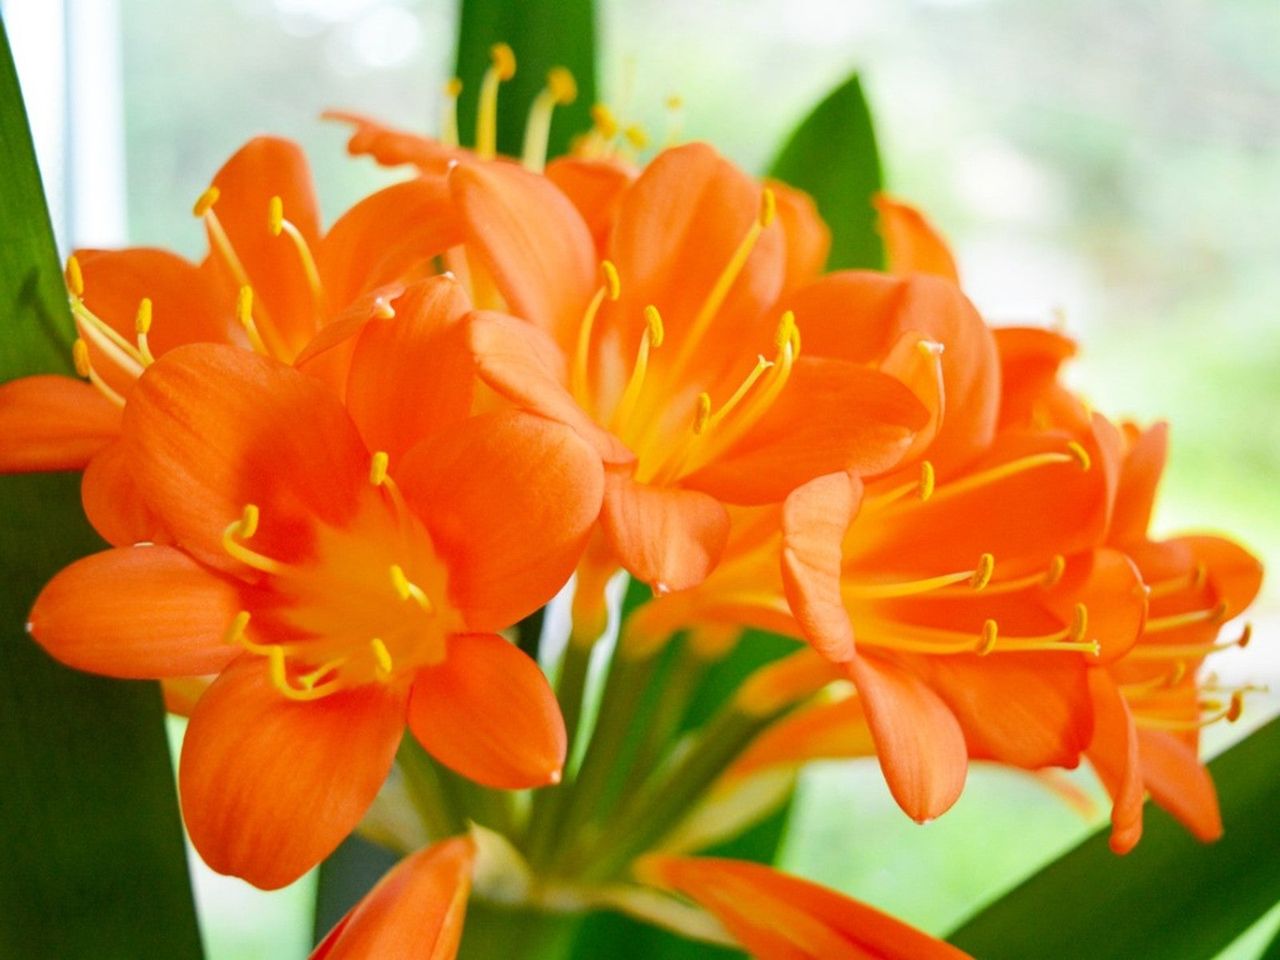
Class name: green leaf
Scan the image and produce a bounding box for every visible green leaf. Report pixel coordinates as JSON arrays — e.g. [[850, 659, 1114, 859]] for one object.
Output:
[[768, 72, 884, 270], [454, 0, 596, 161], [949, 717, 1280, 960], [0, 20, 203, 960], [312, 834, 398, 942]]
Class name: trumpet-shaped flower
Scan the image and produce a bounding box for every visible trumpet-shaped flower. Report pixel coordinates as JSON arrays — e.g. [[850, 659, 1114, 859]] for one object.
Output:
[[28, 303, 603, 887]]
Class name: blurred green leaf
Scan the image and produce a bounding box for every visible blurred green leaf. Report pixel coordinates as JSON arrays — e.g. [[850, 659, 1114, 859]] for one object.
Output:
[[949, 717, 1280, 959], [1260, 924, 1280, 960], [312, 834, 399, 942], [0, 20, 203, 960], [768, 72, 884, 270], [454, 0, 596, 161]]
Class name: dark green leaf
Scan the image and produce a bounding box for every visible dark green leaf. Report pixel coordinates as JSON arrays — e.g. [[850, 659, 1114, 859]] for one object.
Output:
[[0, 20, 202, 960], [1259, 920, 1280, 960], [949, 717, 1280, 960], [768, 72, 884, 270], [454, 0, 596, 161]]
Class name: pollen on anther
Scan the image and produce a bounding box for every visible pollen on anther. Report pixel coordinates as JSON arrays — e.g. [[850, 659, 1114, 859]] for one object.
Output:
[[135, 298, 153, 335], [72, 339, 91, 377], [972, 553, 995, 590], [490, 42, 516, 80], [693, 392, 712, 434], [644, 304, 665, 348], [224, 610, 251, 646], [759, 187, 777, 228], [1226, 691, 1245, 723], [445, 77, 463, 97], [236, 285, 255, 325], [591, 103, 619, 139], [1237, 623, 1253, 648], [370, 637, 394, 676], [624, 125, 649, 149], [370, 450, 390, 486], [65, 255, 85, 297], [1070, 603, 1089, 644], [1043, 554, 1066, 586], [918, 461, 936, 501], [547, 66, 577, 104], [601, 260, 621, 300], [268, 195, 285, 236], [774, 311, 796, 351], [978, 619, 998, 655], [1066, 440, 1092, 472], [239, 503, 261, 539], [193, 185, 220, 217]]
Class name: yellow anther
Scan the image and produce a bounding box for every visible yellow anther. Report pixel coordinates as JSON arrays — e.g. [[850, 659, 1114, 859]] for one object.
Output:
[[193, 185, 220, 217], [602, 260, 621, 301], [445, 77, 463, 98], [644, 304, 665, 348], [1237, 622, 1253, 648], [978, 620, 999, 656], [390, 564, 433, 611], [239, 503, 260, 539], [1226, 691, 1245, 723], [1066, 440, 1092, 471], [547, 66, 577, 104], [774, 311, 796, 351], [268, 195, 285, 237], [693, 392, 712, 435], [65, 255, 85, 297], [236, 285, 254, 325], [1191, 561, 1208, 590], [134, 297, 153, 336], [1070, 603, 1089, 644], [759, 187, 777, 228], [224, 610, 251, 646], [591, 103, 619, 140], [1169, 660, 1188, 686], [916, 339, 944, 359], [918, 461, 936, 501], [370, 637, 394, 678], [370, 450, 390, 486], [72, 338, 91, 377], [490, 43, 516, 80], [971, 553, 995, 590], [1044, 554, 1066, 587], [624, 124, 649, 149]]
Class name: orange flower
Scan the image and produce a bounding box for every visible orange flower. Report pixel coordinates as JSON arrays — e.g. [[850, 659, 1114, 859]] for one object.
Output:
[[312, 837, 474, 960], [636, 854, 971, 960], [0, 135, 459, 547], [27, 296, 603, 888]]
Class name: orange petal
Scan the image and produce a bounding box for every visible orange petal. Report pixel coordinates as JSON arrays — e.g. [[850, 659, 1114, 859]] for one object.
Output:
[[600, 471, 730, 593], [789, 272, 998, 475], [0, 375, 120, 472], [312, 837, 474, 960], [780, 472, 861, 662], [317, 178, 462, 311], [874, 194, 960, 282], [638, 855, 971, 960], [1045, 548, 1148, 663], [345, 277, 474, 462], [408, 632, 565, 789], [180, 655, 405, 889], [76, 247, 231, 358], [124, 344, 369, 569], [452, 161, 596, 341], [397, 410, 604, 631], [162, 676, 212, 717], [684, 357, 927, 504], [768, 179, 832, 292], [546, 155, 636, 251], [846, 654, 967, 821], [29, 545, 241, 678], [879, 328, 945, 462], [1085, 670, 1145, 854], [81, 437, 166, 546], [1111, 422, 1169, 543], [994, 326, 1081, 432], [730, 695, 874, 781], [465, 311, 632, 464], [1177, 534, 1264, 620], [1136, 727, 1222, 842], [325, 110, 468, 176], [205, 137, 321, 357]]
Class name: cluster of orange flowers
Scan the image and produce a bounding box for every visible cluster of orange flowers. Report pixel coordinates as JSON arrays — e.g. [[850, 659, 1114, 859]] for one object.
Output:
[[0, 46, 1262, 960]]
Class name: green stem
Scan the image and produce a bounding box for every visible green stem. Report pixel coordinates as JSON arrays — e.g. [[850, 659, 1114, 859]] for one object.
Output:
[[457, 900, 582, 960], [397, 737, 467, 840]]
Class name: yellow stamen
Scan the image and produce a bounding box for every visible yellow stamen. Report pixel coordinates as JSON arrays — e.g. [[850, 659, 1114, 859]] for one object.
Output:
[[265, 644, 340, 701], [1147, 563, 1208, 600], [591, 103, 619, 141], [268, 195, 324, 306], [522, 67, 577, 171], [476, 43, 516, 160], [390, 564, 433, 612], [370, 637, 394, 679], [298, 658, 346, 690], [610, 304, 664, 430], [861, 608, 1099, 658], [1126, 616, 1246, 660], [844, 556, 994, 601], [134, 298, 155, 364], [192, 186, 220, 217], [919, 460, 936, 501], [72, 337, 126, 407], [369, 450, 390, 487], [663, 94, 684, 146], [223, 610, 251, 646], [1122, 661, 1189, 695], [924, 447, 1089, 503], [441, 78, 463, 147], [1066, 440, 1092, 471], [692, 392, 712, 435], [195, 184, 253, 291], [64, 255, 84, 297], [1136, 691, 1245, 731], [570, 260, 620, 407], [664, 187, 777, 386], [235, 285, 270, 355], [222, 504, 288, 576], [70, 296, 146, 373], [624, 124, 649, 150], [1143, 603, 1227, 635]]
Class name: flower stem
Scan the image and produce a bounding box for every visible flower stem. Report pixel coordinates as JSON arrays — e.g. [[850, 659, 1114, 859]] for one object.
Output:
[[457, 901, 582, 960], [397, 736, 467, 840]]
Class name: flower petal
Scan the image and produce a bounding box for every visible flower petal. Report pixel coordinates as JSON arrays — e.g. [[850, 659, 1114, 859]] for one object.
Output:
[[318, 178, 462, 311], [81, 437, 167, 546], [768, 179, 831, 293], [452, 160, 596, 341], [0, 375, 120, 472], [397, 410, 604, 631], [408, 632, 565, 789], [325, 111, 467, 175], [312, 837, 474, 960], [730, 695, 874, 781], [846, 654, 967, 822], [601, 471, 730, 593], [124, 344, 369, 569], [874, 194, 960, 282], [28, 545, 240, 678], [637, 855, 971, 960], [1179, 534, 1264, 620], [1086, 670, 1145, 854], [780, 472, 861, 662], [546, 156, 636, 251], [1137, 727, 1222, 843], [1045, 548, 1148, 663], [994, 326, 1081, 432], [180, 655, 405, 889], [345, 277, 474, 462]]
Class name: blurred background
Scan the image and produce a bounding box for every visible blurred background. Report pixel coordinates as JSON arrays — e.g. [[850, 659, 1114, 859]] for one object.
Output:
[[3, 0, 1277, 956]]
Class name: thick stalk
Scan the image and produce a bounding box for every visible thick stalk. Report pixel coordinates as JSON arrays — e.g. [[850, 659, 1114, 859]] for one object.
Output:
[[397, 737, 467, 840]]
